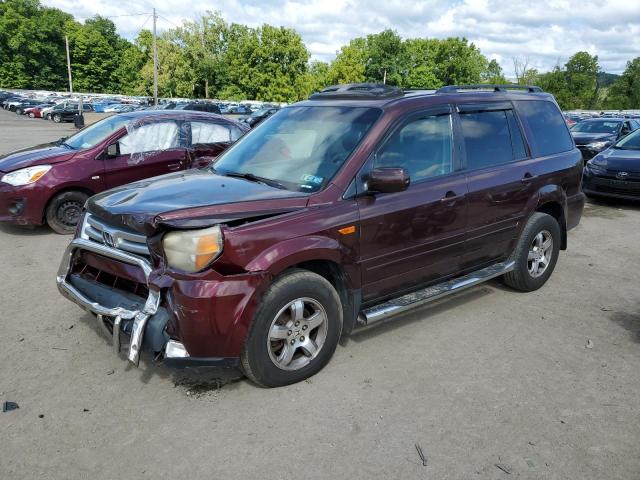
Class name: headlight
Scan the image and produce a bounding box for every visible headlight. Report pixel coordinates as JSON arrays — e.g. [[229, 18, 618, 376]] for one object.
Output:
[[163, 226, 223, 272], [586, 141, 609, 151], [586, 161, 606, 174], [1, 165, 52, 186]]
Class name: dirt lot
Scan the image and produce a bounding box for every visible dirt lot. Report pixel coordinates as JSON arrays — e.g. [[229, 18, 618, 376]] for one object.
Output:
[[1, 109, 639, 479]]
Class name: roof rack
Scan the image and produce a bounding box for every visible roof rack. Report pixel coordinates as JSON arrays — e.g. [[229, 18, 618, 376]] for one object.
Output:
[[310, 83, 404, 100], [436, 84, 543, 94]]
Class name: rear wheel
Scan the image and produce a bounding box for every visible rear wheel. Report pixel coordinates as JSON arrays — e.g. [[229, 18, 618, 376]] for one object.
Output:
[[241, 270, 343, 387], [45, 191, 88, 234], [15, 108, 23, 115], [28, 112, 35, 118], [503, 212, 561, 292], [52, 113, 62, 123]]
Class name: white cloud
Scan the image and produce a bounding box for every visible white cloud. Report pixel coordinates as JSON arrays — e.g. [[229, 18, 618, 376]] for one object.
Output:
[[42, 0, 640, 74]]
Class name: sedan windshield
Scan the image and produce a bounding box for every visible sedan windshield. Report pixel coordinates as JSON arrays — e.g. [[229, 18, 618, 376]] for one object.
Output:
[[615, 129, 640, 150], [213, 106, 381, 192], [571, 120, 620, 134], [64, 114, 131, 149]]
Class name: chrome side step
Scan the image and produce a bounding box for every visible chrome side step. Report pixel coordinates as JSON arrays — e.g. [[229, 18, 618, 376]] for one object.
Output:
[[359, 261, 515, 326]]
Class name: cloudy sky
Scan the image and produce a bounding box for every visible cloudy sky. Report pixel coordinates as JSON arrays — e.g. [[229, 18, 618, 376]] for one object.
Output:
[[43, 0, 640, 74]]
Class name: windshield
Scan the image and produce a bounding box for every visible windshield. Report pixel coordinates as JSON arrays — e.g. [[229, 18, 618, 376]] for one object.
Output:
[[213, 106, 381, 192], [571, 120, 620, 134], [615, 128, 640, 150], [64, 114, 131, 149]]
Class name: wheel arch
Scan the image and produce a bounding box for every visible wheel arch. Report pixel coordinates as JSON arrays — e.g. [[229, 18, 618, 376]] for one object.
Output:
[[536, 199, 567, 250]]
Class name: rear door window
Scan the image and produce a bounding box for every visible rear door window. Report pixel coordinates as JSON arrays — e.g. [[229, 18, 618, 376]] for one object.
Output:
[[190, 121, 235, 144], [514, 100, 574, 156], [459, 110, 518, 169]]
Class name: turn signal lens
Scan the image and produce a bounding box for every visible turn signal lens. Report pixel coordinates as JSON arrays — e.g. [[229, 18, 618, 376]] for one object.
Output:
[[163, 226, 223, 272]]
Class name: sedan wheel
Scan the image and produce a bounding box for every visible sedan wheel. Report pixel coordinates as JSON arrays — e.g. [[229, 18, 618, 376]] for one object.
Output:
[[527, 230, 553, 278]]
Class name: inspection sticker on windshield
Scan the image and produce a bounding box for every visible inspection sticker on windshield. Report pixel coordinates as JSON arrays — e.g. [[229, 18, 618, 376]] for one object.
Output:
[[301, 174, 323, 185]]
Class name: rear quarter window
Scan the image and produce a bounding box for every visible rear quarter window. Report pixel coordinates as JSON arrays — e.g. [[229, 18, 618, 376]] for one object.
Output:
[[514, 100, 574, 157]]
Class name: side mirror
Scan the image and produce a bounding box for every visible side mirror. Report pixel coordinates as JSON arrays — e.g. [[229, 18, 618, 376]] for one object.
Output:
[[367, 167, 410, 194], [106, 143, 118, 158]]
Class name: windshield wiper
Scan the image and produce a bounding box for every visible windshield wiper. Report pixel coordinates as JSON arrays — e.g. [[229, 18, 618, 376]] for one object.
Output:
[[220, 170, 288, 190]]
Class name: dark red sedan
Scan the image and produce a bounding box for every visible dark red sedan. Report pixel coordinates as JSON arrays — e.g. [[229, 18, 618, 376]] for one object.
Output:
[[0, 110, 248, 233]]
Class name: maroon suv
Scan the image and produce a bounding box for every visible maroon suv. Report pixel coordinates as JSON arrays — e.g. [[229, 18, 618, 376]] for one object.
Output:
[[0, 110, 248, 233], [57, 84, 585, 387]]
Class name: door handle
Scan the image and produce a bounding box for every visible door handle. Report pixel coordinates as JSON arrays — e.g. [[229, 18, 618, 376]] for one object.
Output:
[[521, 172, 538, 183], [168, 163, 181, 171], [440, 191, 463, 203]]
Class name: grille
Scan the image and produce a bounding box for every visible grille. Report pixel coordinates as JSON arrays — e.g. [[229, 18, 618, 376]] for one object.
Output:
[[81, 213, 150, 257]]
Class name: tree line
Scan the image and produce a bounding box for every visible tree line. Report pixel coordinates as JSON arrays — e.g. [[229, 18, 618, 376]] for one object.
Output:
[[0, 0, 638, 109]]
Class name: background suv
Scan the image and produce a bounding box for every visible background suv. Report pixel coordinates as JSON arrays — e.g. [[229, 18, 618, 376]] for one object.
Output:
[[57, 83, 584, 387]]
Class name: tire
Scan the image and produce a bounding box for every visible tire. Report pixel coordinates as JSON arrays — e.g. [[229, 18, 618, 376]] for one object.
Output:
[[28, 112, 35, 118], [45, 113, 51, 120], [503, 212, 561, 292], [241, 269, 343, 387], [52, 113, 62, 123], [15, 108, 23, 115], [45, 191, 88, 234]]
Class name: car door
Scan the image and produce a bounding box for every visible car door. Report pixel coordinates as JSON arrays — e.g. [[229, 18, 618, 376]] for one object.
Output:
[[357, 106, 468, 301], [103, 119, 188, 189], [458, 102, 537, 269], [187, 120, 244, 168]]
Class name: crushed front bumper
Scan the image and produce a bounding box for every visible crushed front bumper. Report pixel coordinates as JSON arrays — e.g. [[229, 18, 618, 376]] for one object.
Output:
[[56, 237, 181, 366]]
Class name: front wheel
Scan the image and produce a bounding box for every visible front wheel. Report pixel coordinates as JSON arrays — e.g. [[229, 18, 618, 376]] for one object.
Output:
[[241, 270, 343, 387], [28, 112, 35, 118], [52, 113, 62, 123], [503, 212, 561, 292], [45, 191, 88, 234]]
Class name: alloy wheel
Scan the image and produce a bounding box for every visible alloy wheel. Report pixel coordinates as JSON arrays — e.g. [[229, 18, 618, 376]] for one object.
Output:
[[528, 230, 553, 278], [267, 297, 328, 371]]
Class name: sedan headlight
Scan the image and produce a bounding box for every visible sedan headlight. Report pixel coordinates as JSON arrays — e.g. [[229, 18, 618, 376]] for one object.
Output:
[[1, 165, 52, 186], [586, 141, 609, 151], [163, 226, 223, 272]]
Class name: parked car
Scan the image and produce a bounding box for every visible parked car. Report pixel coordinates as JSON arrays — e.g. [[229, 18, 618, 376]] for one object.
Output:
[[55, 83, 585, 387], [0, 110, 248, 233], [3, 97, 28, 111], [582, 128, 640, 201], [23, 103, 54, 118], [103, 104, 136, 113], [240, 107, 280, 128], [49, 103, 94, 123], [172, 102, 222, 114], [14, 99, 45, 115], [225, 105, 253, 115], [571, 118, 640, 161]]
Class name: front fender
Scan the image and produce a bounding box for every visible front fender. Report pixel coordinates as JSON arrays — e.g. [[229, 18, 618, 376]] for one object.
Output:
[[246, 235, 349, 277]]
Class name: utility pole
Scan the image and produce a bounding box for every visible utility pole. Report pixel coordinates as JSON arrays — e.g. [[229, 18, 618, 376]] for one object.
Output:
[[65, 35, 73, 94], [152, 8, 158, 106]]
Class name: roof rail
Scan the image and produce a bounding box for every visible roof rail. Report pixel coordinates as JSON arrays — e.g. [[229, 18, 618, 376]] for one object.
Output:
[[310, 83, 404, 100], [436, 84, 543, 94]]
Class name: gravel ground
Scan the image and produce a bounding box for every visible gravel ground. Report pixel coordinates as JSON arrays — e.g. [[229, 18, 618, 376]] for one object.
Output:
[[1, 109, 639, 479]]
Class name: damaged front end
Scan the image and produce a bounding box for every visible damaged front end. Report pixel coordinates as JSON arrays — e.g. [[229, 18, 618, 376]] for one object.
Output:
[[55, 210, 276, 369]]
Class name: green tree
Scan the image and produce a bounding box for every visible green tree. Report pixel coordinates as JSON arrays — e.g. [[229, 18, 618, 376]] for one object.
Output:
[[482, 59, 508, 84], [365, 29, 405, 84], [0, 0, 73, 89], [605, 58, 640, 109], [327, 38, 367, 85], [401, 38, 440, 88], [223, 24, 310, 102], [68, 16, 132, 93], [114, 30, 152, 95], [564, 51, 599, 109], [432, 37, 487, 85]]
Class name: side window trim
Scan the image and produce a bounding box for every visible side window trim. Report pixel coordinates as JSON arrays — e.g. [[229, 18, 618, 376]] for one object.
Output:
[[371, 105, 459, 186]]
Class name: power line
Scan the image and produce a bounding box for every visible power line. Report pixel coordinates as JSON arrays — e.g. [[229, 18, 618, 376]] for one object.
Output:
[[157, 15, 181, 29], [75, 12, 151, 21]]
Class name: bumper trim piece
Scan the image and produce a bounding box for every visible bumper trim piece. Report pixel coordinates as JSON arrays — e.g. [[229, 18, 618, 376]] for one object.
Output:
[[56, 237, 159, 366]]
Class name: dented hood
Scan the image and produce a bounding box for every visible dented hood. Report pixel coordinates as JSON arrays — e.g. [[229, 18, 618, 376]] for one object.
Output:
[[87, 168, 309, 234]]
